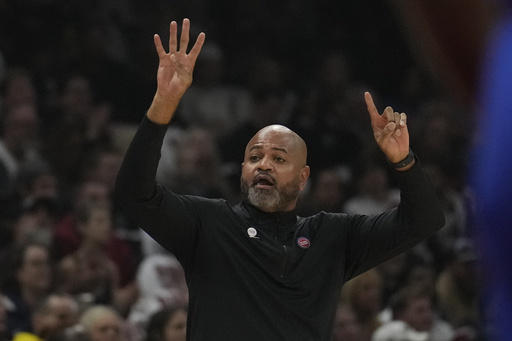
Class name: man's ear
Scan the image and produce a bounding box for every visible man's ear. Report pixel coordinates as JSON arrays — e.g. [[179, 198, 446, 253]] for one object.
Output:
[[299, 165, 310, 191]]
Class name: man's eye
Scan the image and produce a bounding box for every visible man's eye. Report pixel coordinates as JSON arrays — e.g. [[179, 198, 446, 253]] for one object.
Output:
[[275, 156, 285, 162], [250, 155, 260, 162]]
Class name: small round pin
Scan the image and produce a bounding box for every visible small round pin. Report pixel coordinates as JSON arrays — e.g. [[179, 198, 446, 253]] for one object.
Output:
[[247, 227, 257, 238]]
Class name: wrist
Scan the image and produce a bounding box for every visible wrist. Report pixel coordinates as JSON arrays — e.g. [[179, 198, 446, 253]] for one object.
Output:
[[387, 149, 416, 170], [147, 94, 179, 125]]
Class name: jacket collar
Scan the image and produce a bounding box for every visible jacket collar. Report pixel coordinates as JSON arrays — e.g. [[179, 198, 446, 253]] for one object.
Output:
[[238, 199, 298, 231]]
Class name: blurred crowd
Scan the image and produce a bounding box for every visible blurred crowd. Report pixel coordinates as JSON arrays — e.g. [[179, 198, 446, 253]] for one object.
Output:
[[0, 1, 482, 341]]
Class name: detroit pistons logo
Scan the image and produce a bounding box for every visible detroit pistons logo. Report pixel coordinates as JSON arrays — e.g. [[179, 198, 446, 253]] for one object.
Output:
[[297, 237, 311, 249]]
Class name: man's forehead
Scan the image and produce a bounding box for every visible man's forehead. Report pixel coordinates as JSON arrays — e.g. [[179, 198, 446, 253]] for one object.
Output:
[[247, 127, 297, 151], [248, 143, 289, 154], [245, 125, 308, 165]]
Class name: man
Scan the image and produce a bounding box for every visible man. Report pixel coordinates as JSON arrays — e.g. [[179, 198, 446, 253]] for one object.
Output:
[[372, 285, 454, 341], [12, 293, 79, 341], [115, 19, 445, 340]]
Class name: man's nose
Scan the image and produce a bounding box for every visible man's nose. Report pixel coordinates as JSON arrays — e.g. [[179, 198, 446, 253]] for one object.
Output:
[[257, 156, 273, 171]]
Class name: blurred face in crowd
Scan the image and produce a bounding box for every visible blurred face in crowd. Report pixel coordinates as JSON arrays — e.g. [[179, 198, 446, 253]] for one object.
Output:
[[91, 151, 122, 191], [332, 305, 361, 341], [60, 76, 94, 117], [33, 295, 79, 338], [241, 125, 309, 212], [30, 172, 58, 199], [79, 206, 112, 245], [82, 307, 122, 341], [163, 308, 188, 341], [75, 181, 111, 210], [398, 297, 434, 332], [3, 70, 37, 110], [89, 316, 121, 341], [3, 104, 40, 148], [351, 271, 382, 316], [16, 244, 51, 293]]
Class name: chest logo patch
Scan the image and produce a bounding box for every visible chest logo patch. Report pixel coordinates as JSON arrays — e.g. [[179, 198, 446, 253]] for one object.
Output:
[[297, 237, 311, 249]]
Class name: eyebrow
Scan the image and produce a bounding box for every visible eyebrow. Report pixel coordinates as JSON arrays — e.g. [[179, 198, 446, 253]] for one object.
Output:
[[249, 145, 289, 154]]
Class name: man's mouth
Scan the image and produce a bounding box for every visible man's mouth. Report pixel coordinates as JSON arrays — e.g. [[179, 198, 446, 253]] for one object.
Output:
[[253, 174, 275, 189]]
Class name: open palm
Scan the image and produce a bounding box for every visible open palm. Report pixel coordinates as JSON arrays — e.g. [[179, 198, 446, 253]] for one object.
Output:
[[153, 19, 205, 102]]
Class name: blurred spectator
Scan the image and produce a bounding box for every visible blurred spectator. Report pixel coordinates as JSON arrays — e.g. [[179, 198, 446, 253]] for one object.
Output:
[[289, 51, 363, 171], [332, 303, 363, 341], [80, 148, 122, 194], [392, 67, 440, 117], [63, 7, 147, 123], [435, 238, 480, 332], [0, 164, 60, 257], [15, 164, 59, 205], [178, 42, 252, 141], [1, 241, 53, 338], [422, 161, 469, 269], [410, 99, 470, 191], [154, 126, 183, 197], [244, 54, 297, 125], [145, 306, 188, 341], [338, 84, 379, 142], [343, 163, 400, 215], [56, 204, 136, 314], [162, 127, 234, 201], [52, 180, 137, 291], [397, 257, 438, 302], [11, 293, 79, 341], [341, 269, 385, 341], [79, 305, 128, 341], [296, 167, 351, 216], [0, 67, 38, 118], [375, 252, 409, 312], [56, 204, 119, 303], [10, 198, 59, 249], [0, 103, 46, 199], [43, 73, 113, 190], [293, 51, 351, 128], [372, 285, 455, 341], [53, 180, 110, 258], [128, 248, 188, 333], [78, 148, 142, 250]]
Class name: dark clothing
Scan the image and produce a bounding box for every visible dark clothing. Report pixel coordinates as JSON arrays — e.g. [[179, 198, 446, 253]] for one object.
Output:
[[5, 292, 33, 338], [115, 115, 445, 341]]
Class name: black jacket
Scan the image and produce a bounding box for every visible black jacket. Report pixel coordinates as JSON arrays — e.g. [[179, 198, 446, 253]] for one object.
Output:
[[115, 115, 445, 341]]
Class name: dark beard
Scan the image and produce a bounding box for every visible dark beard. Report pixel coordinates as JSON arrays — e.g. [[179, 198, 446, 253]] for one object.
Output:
[[240, 176, 301, 212]]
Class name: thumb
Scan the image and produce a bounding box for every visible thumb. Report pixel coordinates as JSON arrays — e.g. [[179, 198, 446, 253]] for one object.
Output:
[[377, 122, 396, 145], [383, 121, 396, 137]]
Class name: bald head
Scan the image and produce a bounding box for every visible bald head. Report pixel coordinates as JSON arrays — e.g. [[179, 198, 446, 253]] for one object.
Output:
[[246, 125, 308, 166]]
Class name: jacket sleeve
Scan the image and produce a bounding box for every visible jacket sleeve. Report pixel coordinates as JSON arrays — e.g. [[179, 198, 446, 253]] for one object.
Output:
[[114, 114, 199, 262], [342, 155, 445, 281]]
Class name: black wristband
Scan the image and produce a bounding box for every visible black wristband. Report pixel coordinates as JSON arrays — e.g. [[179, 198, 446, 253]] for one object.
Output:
[[388, 149, 415, 169]]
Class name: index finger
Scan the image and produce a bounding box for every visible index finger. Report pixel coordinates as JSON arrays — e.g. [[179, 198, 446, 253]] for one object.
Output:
[[188, 32, 205, 62], [364, 91, 380, 121]]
